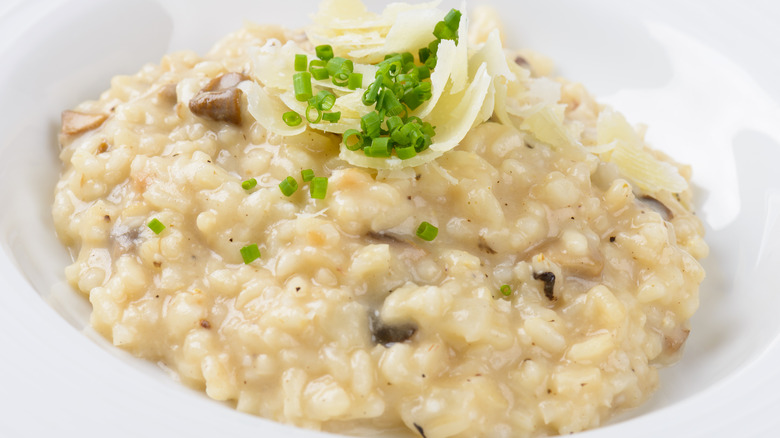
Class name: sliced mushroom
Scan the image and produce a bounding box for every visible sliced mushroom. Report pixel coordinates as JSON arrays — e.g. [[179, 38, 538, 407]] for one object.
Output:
[[637, 195, 674, 221], [61, 110, 108, 135], [368, 310, 417, 347], [533, 271, 556, 301], [188, 72, 247, 125]]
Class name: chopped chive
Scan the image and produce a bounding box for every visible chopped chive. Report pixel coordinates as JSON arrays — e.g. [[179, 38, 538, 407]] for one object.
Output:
[[326, 57, 353, 77], [309, 59, 327, 72], [418, 47, 431, 63], [241, 178, 258, 190], [402, 88, 424, 110], [294, 54, 307, 72], [325, 57, 354, 88], [433, 21, 457, 41], [305, 105, 323, 123], [301, 169, 315, 182], [396, 145, 417, 160], [240, 244, 261, 264], [311, 90, 336, 111], [147, 218, 166, 235], [278, 176, 298, 197], [500, 284, 512, 297], [416, 65, 431, 80], [378, 88, 404, 116], [293, 71, 313, 102], [322, 111, 341, 123], [396, 73, 416, 85], [315, 44, 334, 61], [310, 66, 329, 81], [360, 111, 382, 138], [387, 61, 403, 77], [362, 80, 381, 106], [385, 115, 403, 133], [364, 136, 391, 157], [310, 176, 328, 199], [347, 72, 363, 90], [428, 39, 440, 55], [332, 70, 351, 87], [443, 8, 462, 32], [282, 111, 302, 127], [416, 221, 438, 241], [343, 129, 364, 151]]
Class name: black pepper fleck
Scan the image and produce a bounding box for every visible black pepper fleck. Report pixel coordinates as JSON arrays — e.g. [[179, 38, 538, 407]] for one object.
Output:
[[413, 423, 427, 438]]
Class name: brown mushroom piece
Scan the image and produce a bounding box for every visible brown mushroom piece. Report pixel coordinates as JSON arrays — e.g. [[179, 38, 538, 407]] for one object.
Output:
[[368, 310, 417, 347], [637, 195, 674, 221], [61, 110, 108, 136], [188, 72, 248, 125]]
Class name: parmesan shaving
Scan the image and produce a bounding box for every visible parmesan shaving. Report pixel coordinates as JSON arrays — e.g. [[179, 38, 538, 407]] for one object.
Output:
[[596, 108, 687, 193], [308, 0, 443, 63], [238, 81, 306, 136], [519, 104, 580, 152], [609, 141, 688, 193]]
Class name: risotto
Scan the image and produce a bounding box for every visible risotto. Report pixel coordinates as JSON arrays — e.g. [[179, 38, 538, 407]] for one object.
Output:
[[52, 1, 708, 437]]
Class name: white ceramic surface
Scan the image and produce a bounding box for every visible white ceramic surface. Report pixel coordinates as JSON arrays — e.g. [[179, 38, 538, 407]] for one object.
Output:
[[0, 1, 778, 437]]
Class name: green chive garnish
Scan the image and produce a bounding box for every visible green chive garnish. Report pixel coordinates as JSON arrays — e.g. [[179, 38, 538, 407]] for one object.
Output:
[[416, 221, 438, 241], [418, 47, 431, 63], [347, 72, 363, 90], [311, 90, 336, 111], [443, 8, 462, 34], [416, 65, 431, 80], [240, 244, 261, 264], [364, 136, 391, 157], [360, 111, 382, 138], [278, 176, 298, 197], [147, 218, 166, 235], [242, 178, 258, 190], [500, 284, 512, 296], [293, 71, 313, 102], [310, 177, 328, 199], [310, 67, 329, 81], [305, 104, 323, 123], [343, 129, 363, 151], [396, 145, 417, 160], [322, 111, 341, 123], [301, 169, 315, 182], [282, 111, 302, 127], [294, 54, 307, 72], [315, 44, 334, 61]]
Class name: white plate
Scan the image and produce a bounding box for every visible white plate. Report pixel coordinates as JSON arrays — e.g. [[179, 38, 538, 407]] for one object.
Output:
[[1, 1, 778, 437]]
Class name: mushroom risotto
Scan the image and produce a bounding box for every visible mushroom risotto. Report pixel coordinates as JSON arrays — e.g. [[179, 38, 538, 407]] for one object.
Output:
[[52, 1, 708, 437]]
